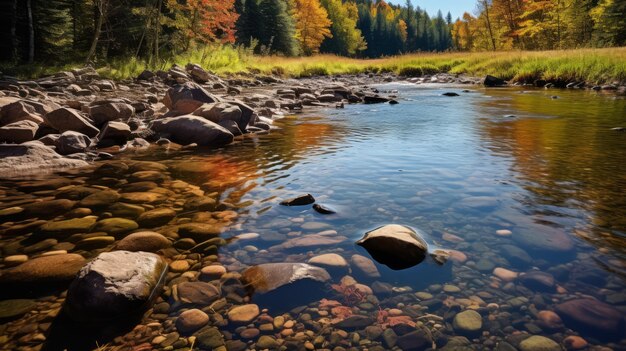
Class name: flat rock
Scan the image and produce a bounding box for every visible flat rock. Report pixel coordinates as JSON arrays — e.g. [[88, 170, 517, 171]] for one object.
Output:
[[114, 231, 171, 252], [356, 224, 429, 270], [332, 315, 374, 329], [39, 216, 97, 236], [93, 217, 139, 235], [0, 142, 88, 177], [555, 298, 625, 338], [64, 251, 167, 322], [0, 299, 36, 320], [280, 194, 315, 206], [271, 234, 348, 251], [228, 304, 260, 324], [137, 208, 176, 227], [0, 253, 86, 285], [176, 281, 221, 305], [44, 107, 99, 137], [514, 226, 574, 253], [0, 120, 39, 143], [519, 336, 560, 351]]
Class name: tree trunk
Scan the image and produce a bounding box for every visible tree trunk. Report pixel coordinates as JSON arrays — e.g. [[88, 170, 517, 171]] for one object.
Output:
[[27, 0, 34, 63], [10, 0, 18, 62], [482, 0, 497, 51], [86, 0, 106, 64], [153, 0, 162, 68]]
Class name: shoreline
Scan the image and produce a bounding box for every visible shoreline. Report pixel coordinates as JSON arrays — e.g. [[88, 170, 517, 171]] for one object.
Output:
[[0, 64, 624, 177]]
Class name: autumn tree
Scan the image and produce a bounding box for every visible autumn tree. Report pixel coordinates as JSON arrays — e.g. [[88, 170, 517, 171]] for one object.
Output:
[[320, 0, 366, 56], [293, 0, 332, 55], [591, 0, 626, 46]]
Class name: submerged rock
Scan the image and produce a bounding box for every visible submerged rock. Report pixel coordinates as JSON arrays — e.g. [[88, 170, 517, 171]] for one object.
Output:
[[63, 251, 167, 322], [519, 336, 560, 351], [356, 224, 429, 270], [555, 298, 625, 338], [312, 203, 336, 214], [0, 253, 86, 286], [0, 142, 88, 177], [241, 263, 330, 309], [453, 310, 483, 335]]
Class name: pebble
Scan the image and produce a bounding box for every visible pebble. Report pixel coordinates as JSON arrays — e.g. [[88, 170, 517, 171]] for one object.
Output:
[[227, 304, 260, 324], [496, 229, 512, 236], [453, 310, 482, 334], [493, 267, 518, 282], [4, 255, 28, 267], [519, 335, 560, 351], [200, 265, 226, 281], [563, 336, 587, 350], [170, 260, 191, 273], [176, 309, 209, 333]]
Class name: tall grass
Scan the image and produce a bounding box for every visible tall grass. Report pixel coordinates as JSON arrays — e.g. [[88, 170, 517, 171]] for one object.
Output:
[[3, 46, 626, 84]]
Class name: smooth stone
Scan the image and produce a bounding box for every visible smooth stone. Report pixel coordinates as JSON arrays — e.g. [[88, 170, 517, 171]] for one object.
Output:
[[453, 310, 482, 334], [114, 231, 171, 252], [536, 310, 563, 330], [120, 192, 167, 204], [332, 315, 375, 329], [495, 229, 512, 236], [555, 298, 625, 337], [356, 224, 428, 270], [519, 271, 555, 291], [256, 335, 280, 349], [475, 258, 495, 272], [396, 330, 431, 351], [513, 226, 574, 253], [78, 190, 121, 208], [108, 202, 145, 218], [519, 336, 560, 351], [240, 328, 260, 339], [351, 254, 381, 279], [227, 304, 260, 324], [200, 265, 226, 281], [0, 253, 86, 285], [0, 299, 36, 320], [170, 260, 191, 273], [39, 216, 97, 236], [176, 281, 221, 305], [4, 255, 28, 267], [137, 208, 177, 227], [64, 251, 167, 322], [563, 336, 587, 350], [493, 267, 518, 282], [308, 253, 349, 272], [177, 223, 223, 241], [74, 236, 115, 250], [196, 327, 225, 349], [93, 218, 139, 235], [22, 199, 76, 218], [270, 234, 348, 251], [176, 309, 209, 334], [443, 284, 461, 293]]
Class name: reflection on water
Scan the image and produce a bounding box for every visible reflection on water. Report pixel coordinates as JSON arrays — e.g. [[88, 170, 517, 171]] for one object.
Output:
[[1, 83, 625, 350]]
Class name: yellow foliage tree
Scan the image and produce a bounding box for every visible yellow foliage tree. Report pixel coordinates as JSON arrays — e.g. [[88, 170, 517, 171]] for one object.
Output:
[[293, 0, 333, 55]]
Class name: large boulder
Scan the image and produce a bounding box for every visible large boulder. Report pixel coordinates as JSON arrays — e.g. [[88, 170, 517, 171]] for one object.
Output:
[[89, 102, 135, 126], [356, 224, 429, 270], [44, 108, 99, 137], [163, 82, 220, 114], [0, 254, 86, 286], [0, 120, 39, 143], [54, 131, 91, 155], [97, 121, 131, 146], [0, 142, 88, 177], [0, 100, 43, 127], [483, 75, 507, 87], [193, 103, 243, 127], [63, 251, 168, 322], [241, 263, 330, 310], [149, 115, 234, 147], [555, 298, 625, 339]]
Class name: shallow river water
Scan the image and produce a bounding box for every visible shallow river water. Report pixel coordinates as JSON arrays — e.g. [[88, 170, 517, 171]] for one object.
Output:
[[1, 83, 625, 351]]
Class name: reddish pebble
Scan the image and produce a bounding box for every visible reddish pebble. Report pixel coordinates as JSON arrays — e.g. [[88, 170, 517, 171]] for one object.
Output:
[[563, 336, 587, 350]]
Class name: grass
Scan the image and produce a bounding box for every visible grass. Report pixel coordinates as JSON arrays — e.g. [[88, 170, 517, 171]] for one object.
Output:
[[2, 46, 626, 85]]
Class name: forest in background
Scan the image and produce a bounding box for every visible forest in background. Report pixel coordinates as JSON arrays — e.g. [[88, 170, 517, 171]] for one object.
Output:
[[1, 0, 625, 68]]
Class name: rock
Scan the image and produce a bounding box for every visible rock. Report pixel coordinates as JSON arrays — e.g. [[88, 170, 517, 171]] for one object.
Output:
[[493, 267, 518, 282], [555, 298, 625, 338], [518, 336, 560, 351], [114, 231, 171, 252], [351, 254, 381, 279], [312, 203, 336, 214], [363, 95, 390, 104], [308, 253, 349, 274], [227, 304, 260, 324], [241, 263, 330, 308], [196, 327, 224, 349], [200, 265, 227, 281], [22, 198, 75, 218], [0, 299, 36, 321], [484, 75, 506, 87], [513, 226, 574, 253], [63, 251, 166, 322], [519, 271, 555, 291], [256, 335, 280, 349], [78, 189, 120, 208], [271, 234, 348, 251], [536, 310, 563, 330], [93, 218, 139, 235], [356, 224, 429, 270], [280, 194, 315, 206], [170, 260, 190, 272], [137, 208, 176, 227], [0, 254, 86, 285], [176, 281, 221, 305], [193, 102, 245, 130], [89, 102, 135, 126], [149, 115, 233, 147], [44, 108, 99, 137], [163, 82, 220, 113], [75, 236, 115, 250], [0, 100, 43, 127], [97, 121, 131, 145], [176, 309, 209, 334], [0, 120, 39, 143], [54, 131, 91, 155], [0, 142, 88, 176], [332, 315, 375, 329], [396, 330, 431, 351], [563, 336, 587, 350], [177, 223, 223, 241], [442, 92, 460, 97], [39, 216, 97, 236], [452, 310, 482, 334], [501, 244, 533, 267]]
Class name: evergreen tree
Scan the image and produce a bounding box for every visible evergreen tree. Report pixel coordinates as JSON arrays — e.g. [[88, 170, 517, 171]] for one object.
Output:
[[258, 0, 299, 56]]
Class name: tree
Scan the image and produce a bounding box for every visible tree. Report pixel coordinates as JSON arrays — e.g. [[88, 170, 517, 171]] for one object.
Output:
[[320, 0, 366, 56], [591, 0, 626, 46], [258, 0, 299, 55], [293, 0, 332, 55], [86, 0, 109, 63]]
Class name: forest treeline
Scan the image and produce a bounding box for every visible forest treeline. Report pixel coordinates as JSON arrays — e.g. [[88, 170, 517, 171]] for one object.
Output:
[[1, 0, 625, 66]]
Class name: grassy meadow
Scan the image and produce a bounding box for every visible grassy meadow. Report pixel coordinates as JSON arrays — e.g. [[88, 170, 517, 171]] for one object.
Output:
[[4, 46, 626, 85]]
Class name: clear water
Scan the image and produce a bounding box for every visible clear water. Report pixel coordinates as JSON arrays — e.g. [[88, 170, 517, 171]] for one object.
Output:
[[1, 83, 625, 350]]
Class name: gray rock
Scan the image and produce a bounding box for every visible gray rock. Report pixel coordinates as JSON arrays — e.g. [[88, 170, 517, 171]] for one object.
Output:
[[163, 82, 220, 113], [149, 115, 234, 147], [63, 251, 167, 322], [54, 131, 91, 155], [0, 120, 39, 143], [44, 108, 99, 137], [0, 142, 88, 177], [176, 281, 221, 305], [97, 121, 131, 145], [89, 102, 135, 126], [357, 224, 429, 270]]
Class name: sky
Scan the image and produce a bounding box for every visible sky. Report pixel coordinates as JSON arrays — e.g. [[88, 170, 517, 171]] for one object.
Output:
[[387, 0, 477, 21]]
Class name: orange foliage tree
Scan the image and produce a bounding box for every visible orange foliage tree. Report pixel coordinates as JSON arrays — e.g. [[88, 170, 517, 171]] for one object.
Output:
[[293, 0, 333, 55]]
